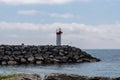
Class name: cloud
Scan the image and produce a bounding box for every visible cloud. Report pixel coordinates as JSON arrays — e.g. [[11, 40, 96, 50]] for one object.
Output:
[[17, 10, 39, 15], [0, 0, 94, 5], [0, 22, 39, 30], [0, 0, 73, 5], [8, 34, 18, 38], [48, 13, 80, 19], [17, 10, 79, 19], [0, 22, 120, 48]]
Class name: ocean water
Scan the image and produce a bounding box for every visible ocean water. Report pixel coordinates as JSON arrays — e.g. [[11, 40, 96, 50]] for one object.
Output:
[[0, 49, 120, 78]]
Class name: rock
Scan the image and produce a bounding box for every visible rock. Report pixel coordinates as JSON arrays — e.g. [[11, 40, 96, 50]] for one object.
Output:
[[59, 52, 64, 56], [74, 55, 80, 60], [14, 46, 20, 51], [13, 51, 21, 55], [5, 51, 11, 55], [36, 61, 43, 64], [2, 56, 9, 61], [3, 74, 41, 80], [90, 58, 101, 62], [14, 57, 20, 61], [82, 58, 91, 62], [20, 58, 26, 63], [77, 59, 83, 63], [52, 49, 58, 53], [31, 51, 38, 54], [28, 57, 35, 63], [21, 51, 26, 54], [8, 57, 14, 61], [0, 50, 4, 55], [45, 52, 52, 55], [44, 73, 116, 80], [53, 59, 60, 63], [35, 56, 44, 60], [8, 61, 18, 65], [1, 61, 7, 65], [49, 55, 54, 58]]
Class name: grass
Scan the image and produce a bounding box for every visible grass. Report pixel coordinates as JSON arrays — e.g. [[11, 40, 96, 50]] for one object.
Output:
[[0, 74, 16, 80]]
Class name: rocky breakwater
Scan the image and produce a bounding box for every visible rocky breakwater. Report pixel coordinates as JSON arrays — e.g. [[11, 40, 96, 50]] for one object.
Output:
[[0, 45, 100, 65]]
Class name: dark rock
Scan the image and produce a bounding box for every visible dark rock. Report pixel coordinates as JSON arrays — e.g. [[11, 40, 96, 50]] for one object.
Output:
[[31, 50, 38, 54], [21, 51, 27, 54], [28, 56, 35, 63], [20, 58, 27, 63], [5, 51, 11, 55], [8, 56, 14, 61], [14, 46, 20, 51], [2, 56, 9, 61], [14, 56, 20, 61], [13, 51, 21, 55]]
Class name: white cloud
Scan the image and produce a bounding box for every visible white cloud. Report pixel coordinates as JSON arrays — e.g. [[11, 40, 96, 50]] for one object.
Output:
[[0, 0, 73, 5], [17, 10, 79, 19], [78, 0, 94, 2], [0, 22, 39, 30], [17, 10, 39, 15], [48, 13, 80, 18], [8, 34, 18, 38], [0, 0, 94, 5], [0, 22, 120, 49]]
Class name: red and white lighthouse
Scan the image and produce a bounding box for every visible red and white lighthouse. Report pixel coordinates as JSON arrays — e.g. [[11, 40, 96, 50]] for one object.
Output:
[[56, 28, 63, 46]]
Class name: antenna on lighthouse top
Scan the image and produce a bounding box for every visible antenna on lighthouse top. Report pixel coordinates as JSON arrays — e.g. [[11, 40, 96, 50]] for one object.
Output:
[[56, 28, 63, 46]]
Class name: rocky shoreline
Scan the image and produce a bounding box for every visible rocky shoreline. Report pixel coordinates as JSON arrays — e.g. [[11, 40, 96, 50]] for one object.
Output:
[[0, 44, 100, 65], [44, 73, 120, 80], [1, 74, 41, 80], [2, 73, 120, 80]]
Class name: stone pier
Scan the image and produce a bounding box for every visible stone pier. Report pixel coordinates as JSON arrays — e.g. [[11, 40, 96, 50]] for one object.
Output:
[[0, 45, 100, 65]]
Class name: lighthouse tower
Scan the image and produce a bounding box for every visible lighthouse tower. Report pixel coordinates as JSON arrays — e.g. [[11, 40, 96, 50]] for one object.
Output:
[[56, 28, 63, 46]]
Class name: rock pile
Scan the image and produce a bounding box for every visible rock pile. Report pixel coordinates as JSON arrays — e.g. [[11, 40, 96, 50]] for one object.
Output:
[[0, 45, 100, 65], [44, 73, 120, 80]]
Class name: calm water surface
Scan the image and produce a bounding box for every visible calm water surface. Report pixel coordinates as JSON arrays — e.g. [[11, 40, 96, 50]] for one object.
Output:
[[0, 49, 120, 78]]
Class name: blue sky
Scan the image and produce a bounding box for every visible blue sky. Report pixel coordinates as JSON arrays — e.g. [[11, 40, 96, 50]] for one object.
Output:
[[0, 0, 120, 49]]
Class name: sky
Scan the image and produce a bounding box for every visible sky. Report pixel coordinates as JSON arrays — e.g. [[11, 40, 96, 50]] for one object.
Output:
[[0, 0, 120, 49]]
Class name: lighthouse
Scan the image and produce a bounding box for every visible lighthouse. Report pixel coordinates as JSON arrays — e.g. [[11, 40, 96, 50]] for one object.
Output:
[[56, 28, 63, 46]]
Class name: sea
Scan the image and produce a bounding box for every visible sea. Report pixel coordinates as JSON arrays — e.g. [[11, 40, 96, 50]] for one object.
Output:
[[0, 49, 120, 78]]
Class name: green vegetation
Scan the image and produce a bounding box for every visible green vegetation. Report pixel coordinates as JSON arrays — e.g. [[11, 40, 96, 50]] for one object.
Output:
[[0, 74, 16, 80]]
